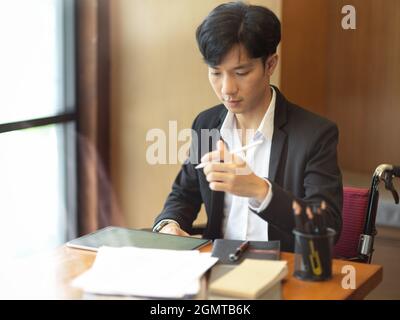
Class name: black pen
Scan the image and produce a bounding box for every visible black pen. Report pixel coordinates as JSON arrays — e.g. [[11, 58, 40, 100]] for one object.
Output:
[[305, 206, 315, 234], [319, 200, 328, 234], [312, 204, 322, 234], [229, 240, 250, 262]]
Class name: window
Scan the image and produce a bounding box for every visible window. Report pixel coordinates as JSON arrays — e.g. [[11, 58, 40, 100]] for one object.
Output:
[[0, 0, 76, 260]]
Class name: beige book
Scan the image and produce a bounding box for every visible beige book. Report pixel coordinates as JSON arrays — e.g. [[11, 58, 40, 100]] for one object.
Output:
[[208, 259, 288, 299], [208, 282, 282, 300]]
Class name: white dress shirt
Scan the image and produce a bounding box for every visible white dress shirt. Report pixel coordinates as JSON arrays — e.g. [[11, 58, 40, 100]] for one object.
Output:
[[220, 86, 276, 241]]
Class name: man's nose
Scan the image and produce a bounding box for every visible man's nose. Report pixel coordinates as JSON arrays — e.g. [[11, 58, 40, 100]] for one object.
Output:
[[221, 75, 238, 97]]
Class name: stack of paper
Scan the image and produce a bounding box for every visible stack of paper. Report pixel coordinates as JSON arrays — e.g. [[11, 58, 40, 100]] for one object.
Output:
[[208, 259, 288, 299], [71, 246, 218, 298]]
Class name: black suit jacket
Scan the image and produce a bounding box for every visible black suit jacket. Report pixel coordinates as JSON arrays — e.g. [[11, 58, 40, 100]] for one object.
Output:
[[154, 87, 343, 252]]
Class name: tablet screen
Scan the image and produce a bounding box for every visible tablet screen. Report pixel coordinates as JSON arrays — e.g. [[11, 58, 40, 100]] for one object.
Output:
[[66, 226, 211, 251]]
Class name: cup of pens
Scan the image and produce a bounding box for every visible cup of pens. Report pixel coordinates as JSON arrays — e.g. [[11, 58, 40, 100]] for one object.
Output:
[[292, 201, 336, 281]]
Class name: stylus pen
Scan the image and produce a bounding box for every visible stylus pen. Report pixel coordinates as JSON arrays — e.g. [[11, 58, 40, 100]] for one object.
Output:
[[195, 140, 263, 169], [229, 240, 250, 262]]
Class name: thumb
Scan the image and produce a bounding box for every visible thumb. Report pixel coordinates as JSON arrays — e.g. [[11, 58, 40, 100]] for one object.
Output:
[[217, 139, 226, 161], [217, 139, 225, 151]]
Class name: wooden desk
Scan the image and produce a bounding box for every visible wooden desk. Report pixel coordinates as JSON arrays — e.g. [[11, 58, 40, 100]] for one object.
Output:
[[0, 244, 382, 299]]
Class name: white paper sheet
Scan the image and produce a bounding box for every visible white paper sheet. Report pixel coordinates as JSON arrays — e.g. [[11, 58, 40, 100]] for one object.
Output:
[[71, 246, 218, 298]]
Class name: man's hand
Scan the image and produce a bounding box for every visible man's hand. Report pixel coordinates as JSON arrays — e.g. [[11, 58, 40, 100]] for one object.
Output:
[[201, 140, 269, 202], [159, 222, 190, 237]]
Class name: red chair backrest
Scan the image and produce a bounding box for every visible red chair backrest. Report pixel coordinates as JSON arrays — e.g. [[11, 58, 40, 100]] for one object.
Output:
[[333, 187, 370, 259]]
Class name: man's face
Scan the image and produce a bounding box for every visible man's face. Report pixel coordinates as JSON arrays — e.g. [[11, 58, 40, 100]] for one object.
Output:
[[208, 44, 277, 115]]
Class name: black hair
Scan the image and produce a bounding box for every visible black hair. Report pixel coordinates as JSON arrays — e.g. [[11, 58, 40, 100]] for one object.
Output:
[[196, 1, 281, 67]]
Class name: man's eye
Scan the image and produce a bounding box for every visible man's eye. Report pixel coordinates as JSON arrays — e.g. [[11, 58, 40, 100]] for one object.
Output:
[[210, 72, 221, 76], [236, 71, 249, 76]]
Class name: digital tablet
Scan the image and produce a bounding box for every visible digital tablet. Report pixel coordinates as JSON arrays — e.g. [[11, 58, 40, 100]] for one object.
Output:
[[66, 226, 211, 251]]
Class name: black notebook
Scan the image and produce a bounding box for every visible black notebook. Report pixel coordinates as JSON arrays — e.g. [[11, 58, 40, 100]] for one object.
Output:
[[66, 226, 211, 252], [211, 239, 280, 265]]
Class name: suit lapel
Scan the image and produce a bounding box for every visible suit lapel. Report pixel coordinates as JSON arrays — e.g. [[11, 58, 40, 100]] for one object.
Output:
[[269, 129, 287, 182], [206, 109, 226, 239], [269, 87, 288, 183]]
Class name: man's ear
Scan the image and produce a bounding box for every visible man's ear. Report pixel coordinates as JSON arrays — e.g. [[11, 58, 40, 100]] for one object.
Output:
[[264, 54, 279, 76]]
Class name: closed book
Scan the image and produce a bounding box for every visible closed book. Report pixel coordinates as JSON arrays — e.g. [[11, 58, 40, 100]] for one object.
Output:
[[208, 281, 281, 300], [208, 259, 288, 299]]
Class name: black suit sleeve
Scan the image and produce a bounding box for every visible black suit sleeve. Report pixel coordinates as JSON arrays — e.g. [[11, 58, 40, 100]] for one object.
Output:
[[256, 122, 343, 243], [153, 117, 202, 233]]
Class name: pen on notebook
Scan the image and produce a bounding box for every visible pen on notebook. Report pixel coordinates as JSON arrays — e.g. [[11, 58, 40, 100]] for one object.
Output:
[[195, 140, 263, 169], [229, 240, 250, 262]]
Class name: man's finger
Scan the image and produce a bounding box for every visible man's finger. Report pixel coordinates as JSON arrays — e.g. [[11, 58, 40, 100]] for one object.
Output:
[[209, 181, 230, 192], [231, 152, 246, 165], [216, 140, 225, 151], [203, 162, 235, 176], [159, 226, 179, 236], [200, 139, 227, 163], [200, 150, 223, 163], [180, 230, 190, 237], [206, 172, 232, 183], [159, 224, 189, 237]]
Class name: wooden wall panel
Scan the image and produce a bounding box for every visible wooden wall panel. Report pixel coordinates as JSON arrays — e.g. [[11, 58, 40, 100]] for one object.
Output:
[[280, 0, 329, 116], [281, 0, 400, 174], [327, 0, 400, 172]]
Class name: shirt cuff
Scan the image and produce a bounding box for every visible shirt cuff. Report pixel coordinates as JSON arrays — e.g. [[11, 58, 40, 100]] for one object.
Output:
[[248, 178, 273, 213], [152, 219, 181, 232]]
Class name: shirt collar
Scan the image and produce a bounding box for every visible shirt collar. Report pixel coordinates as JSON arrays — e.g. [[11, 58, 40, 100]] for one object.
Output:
[[256, 86, 276, 139], [220, 86, 276, 144]]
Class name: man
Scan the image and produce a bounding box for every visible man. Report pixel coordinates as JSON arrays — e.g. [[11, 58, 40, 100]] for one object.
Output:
[[153, 2, 342, 252]]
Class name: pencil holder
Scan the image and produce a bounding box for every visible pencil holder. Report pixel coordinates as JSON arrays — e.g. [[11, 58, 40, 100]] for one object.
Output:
[[293, 228, 336, 281]]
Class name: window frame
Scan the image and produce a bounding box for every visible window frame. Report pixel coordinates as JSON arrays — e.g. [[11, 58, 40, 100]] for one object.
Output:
[[0, 0, 78, 240]]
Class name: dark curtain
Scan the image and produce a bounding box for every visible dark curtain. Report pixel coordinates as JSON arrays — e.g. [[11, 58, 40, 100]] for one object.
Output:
[[76, 0, 124, 235]]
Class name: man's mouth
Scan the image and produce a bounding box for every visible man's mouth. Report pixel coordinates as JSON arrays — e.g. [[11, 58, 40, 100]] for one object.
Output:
[[225, 100, 242, 108]]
